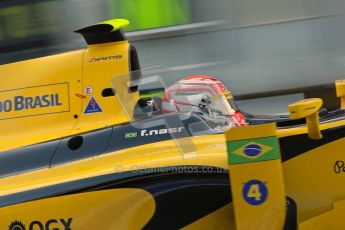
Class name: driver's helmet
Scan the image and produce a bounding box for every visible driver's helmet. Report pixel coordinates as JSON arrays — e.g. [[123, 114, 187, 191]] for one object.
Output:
[[161, 75, 246, 129]]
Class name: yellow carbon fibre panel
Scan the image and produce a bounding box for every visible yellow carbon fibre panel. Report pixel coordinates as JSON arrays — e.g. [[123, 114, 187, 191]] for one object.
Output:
[[229, 162, 286, 229], [226, 123, 286, 230], [0, 50, 84, 152], [181, 204, 235, 230], [283, 136, 345, 223], [75, 41, 136, 133], [299, 199, 345, 230], [0, 34, 137, 151], [225, 123, 276, 141], [0, 135, 227, 196], [0, 188, 155, 230]]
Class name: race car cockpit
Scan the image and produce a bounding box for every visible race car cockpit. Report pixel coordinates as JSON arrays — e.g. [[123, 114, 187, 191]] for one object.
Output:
[[120, 68, 345, 133]]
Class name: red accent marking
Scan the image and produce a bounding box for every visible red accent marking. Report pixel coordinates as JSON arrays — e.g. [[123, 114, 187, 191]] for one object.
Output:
[[183, 75, 219, 81], [170, 88, 216, 94], [90, 100, 96, 109], [174, 101, 195, 106], [233, 111, 246, 126], [75, 94, 86, 99], [161, 109, 174, 113]]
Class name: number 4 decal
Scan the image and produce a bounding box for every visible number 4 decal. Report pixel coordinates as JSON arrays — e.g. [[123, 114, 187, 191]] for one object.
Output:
[[247, 183, 262, 201], [242, 180, 268, 205]]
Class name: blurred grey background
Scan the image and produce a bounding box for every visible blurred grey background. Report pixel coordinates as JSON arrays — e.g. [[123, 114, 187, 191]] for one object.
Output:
[[1, 0, 345, 114]]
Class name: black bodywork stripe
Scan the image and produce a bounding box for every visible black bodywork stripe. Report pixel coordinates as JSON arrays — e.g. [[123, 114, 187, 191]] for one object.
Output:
[[75, 27, 126, 45], [0, 166, 229, 208], [0, 114, 219, 178], [0, 166, 231, 229], [0, 165, 297, 229], [143, 178, 230, 230], [280, 125, 345, 162]]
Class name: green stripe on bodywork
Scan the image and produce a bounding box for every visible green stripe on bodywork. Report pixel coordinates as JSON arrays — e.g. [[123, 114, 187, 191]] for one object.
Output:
[[227, 136, 280, 165], [140, 89, 165, 99]]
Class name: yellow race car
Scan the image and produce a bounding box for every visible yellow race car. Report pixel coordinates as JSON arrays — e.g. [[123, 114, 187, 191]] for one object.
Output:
[[1, 19, 345, 230]]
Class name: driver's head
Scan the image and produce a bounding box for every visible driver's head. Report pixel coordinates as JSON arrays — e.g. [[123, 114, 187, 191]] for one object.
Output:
[[161, 75, 246, 127], [198, 95, 211, 114]]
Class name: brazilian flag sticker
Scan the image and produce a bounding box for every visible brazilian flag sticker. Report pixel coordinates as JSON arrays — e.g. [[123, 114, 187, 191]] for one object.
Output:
[[227, 136, 280, 164], [125, 132, 138, 139]]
